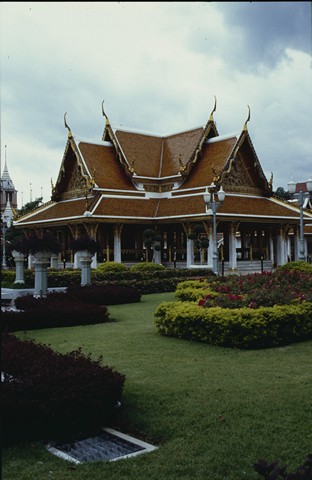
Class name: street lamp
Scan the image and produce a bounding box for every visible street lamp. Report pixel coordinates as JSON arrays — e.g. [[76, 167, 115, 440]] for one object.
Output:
[[203, 183, 226, 275], [287, 175, 312, 261], [1, 214, 8, 269]]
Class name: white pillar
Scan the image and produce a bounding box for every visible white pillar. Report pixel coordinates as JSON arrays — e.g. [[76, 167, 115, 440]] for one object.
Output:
[[113, 225, 122, 263], [91, 252, 98, 269], [270, 233, 274, 264], [207, 225, 214, 268], [228, 223, 237, 270], [153, 244, 162, 264], [28, 254, 35, 269], [50, 256, 59, 269], [276, 227, 287, 266], [12, 250, 25, 284], [186, 237, 194, 268], [74, 251, 80, 268]]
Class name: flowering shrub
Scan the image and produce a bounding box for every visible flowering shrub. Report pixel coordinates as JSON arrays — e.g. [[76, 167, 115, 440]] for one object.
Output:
[[198, 270, 312, 309]]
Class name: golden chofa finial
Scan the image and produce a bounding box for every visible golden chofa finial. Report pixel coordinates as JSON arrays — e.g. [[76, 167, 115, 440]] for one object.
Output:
[[211, 164, 221, 183], [102, 100, 110, 125], [129, 157, 135, 174], [243, 105, 251, 131], [64, 112, 72, 138], [209, 95, 217, 122], [178, 154, 186, 173]]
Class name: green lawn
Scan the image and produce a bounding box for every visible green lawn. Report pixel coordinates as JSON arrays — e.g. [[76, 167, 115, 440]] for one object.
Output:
[[3, 292, 312, 480]]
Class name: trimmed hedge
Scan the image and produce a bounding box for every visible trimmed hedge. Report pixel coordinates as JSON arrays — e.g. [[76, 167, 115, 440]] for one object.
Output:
[[154, 300, 312, 349], [2, 333, 126, 445], [1, 266, 215, 292], [130, 262, 166, 272], [65, 284, 141, 305], [276, 260, 312, 274], [2, 295, 110, 331], [175, 280, 217, 302]]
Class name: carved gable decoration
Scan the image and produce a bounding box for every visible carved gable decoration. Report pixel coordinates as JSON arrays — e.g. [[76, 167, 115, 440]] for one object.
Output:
[[222, 153, 263, 194], [52, 142, 90, 201]]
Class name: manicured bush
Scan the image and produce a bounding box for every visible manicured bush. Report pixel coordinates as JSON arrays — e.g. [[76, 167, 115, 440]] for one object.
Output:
[[130, 262, 166, 272], [276, 260, 312, 274], [65, 284, 141, 305], [96, 261, 129, 272], [2, 295, 110, 331], [154, 300, 312, 349], [174, 280, 217, 302], [2, 333, 126, 445]]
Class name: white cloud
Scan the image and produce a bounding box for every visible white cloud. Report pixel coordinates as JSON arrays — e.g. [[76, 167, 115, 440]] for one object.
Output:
[[1, 1, 311, 204]]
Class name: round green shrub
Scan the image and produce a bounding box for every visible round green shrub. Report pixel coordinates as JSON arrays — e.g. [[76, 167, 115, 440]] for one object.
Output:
[[277, 261, 312, 274], [96, 261, 128, 272], [130, 262, 165, 272]]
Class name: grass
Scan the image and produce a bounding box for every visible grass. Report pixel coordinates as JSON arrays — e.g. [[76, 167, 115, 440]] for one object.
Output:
[[3, 292, 312, 480]]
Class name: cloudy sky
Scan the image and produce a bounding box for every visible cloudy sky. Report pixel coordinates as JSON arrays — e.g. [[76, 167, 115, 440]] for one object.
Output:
[[1, 1, 311, 205]]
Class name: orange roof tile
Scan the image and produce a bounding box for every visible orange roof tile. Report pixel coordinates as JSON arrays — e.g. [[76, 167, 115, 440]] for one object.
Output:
[[180, 137, 237, 189], [78, 141, 135, 190], [114, 127, 204, 178]]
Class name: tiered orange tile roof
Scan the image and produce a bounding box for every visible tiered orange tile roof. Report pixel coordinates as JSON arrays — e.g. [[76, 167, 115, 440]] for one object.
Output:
[[15, 116, 312, 228]]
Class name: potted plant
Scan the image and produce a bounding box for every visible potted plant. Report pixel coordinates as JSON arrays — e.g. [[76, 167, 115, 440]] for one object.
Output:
[[69, 236, 99, 286], [69, 236, 99, 255]]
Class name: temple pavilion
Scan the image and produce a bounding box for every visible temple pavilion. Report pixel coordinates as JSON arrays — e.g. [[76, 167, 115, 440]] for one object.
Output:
[[13, 102, 312, 270]]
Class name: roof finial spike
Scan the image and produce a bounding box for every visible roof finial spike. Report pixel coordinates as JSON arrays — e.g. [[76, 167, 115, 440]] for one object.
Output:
[[243, 105, 251, 131], [102, 100, 110, 128], [209, 95, 217, 122], [64, 112, 72, 138]]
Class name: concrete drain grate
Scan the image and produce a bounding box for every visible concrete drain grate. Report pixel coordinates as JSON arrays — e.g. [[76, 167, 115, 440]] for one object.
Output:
[[47, 428, 158, 464]]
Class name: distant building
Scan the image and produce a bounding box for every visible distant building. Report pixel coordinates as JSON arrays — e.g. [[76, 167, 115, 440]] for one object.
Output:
[[1, 155, 18, 227]]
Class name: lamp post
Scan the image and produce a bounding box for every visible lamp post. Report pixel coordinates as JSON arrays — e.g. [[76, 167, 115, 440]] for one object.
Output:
[[287, 175, 312, 261], [1, 214, 8, 269], [203, 183, 225, 275]]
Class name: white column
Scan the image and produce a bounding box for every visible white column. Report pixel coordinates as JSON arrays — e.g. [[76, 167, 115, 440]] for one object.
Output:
[[186, 237, 194, 268], [28, 254, 35, 269], [270, 233, 274, 264], [153, 244, 162, 264], [276, 226, 287, 266], [207, 225, 214, 268], [74, 251, 80, 268], [228, 223, 237, 270], [91, 252, 98, 269], [50, 256, 59, 269], [113, 225, 122, 263]]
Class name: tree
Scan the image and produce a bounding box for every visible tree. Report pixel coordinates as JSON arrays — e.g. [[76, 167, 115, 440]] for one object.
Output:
[[274, 187, 291, 201]]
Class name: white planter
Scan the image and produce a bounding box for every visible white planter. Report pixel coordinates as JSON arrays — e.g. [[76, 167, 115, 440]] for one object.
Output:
[[12, 250, 25, 284], [78, 250, 93, 286], [33, 251, 53, 297]]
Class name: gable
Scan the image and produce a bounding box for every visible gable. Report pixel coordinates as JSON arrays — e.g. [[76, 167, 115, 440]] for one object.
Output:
[[52, 142, 91, 201], [221, 134, 271, 195]]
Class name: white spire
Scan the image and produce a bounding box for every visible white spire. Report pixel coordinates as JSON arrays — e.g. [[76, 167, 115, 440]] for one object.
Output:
[[1, 145, 15, 190], [3, 197, 13, 227]]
